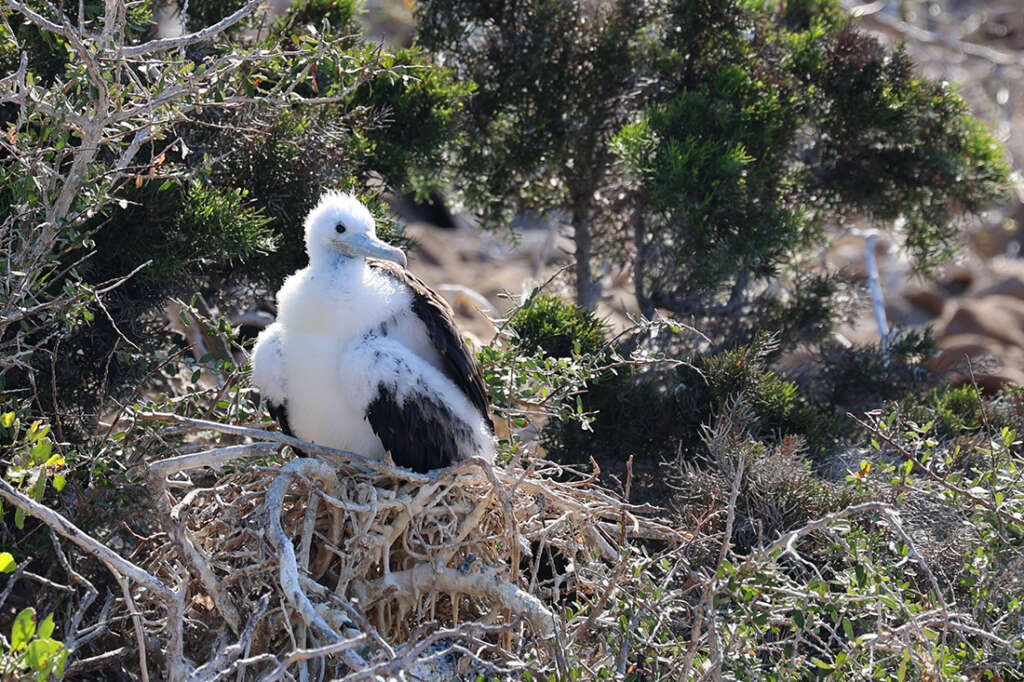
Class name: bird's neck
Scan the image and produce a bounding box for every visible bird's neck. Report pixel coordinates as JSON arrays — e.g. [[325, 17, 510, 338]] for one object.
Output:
[[308, 252, 361, 278]]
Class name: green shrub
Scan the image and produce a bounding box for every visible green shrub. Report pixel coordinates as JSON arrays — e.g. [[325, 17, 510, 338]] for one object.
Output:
[[0, 607, 67, 681], [505, 297, 840, 464], [508, 293, 608, 358], [698, 334, 838, 454], [278, 0, 360, 33], [929, 385, 985, 438], [814, 328, 938, 411]]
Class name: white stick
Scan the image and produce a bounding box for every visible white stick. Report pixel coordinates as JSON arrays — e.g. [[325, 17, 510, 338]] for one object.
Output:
[[264, 459, 368, 670], [863, 231, 889, 357]]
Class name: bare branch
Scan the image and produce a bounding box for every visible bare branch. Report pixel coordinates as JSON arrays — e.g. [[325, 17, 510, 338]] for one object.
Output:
[[3, 0, 71, 36], [120, 0, 265, 57], [0, 478, 175, 603]]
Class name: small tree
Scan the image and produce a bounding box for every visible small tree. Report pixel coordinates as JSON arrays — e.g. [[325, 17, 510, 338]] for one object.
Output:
[[427, 0, 1010, 466], [418, 0, 1009, 324], [614, 0, 1010, 320], [416, 0, 650, 308]]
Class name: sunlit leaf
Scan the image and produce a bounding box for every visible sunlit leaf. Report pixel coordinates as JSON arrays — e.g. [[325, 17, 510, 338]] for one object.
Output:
[[11, 606, 36, 650]]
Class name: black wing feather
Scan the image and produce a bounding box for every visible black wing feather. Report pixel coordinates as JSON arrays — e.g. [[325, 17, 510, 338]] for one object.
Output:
[[365, 381, 475, 472], [367, 259, 493, 432], [267, 400, 310, 457]]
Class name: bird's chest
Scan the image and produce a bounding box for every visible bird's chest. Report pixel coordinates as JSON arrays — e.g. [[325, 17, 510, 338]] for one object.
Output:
[[283, 333, 384, 455], [277, 265, 408, 341]]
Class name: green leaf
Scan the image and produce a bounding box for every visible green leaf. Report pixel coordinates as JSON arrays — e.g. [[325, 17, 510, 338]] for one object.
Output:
[[30, 472, 47, 502], [842, 617, 854, 640], [0, 551, 15, 573], [15, 505, 26, 530], [52, 647, 69, 675], [53, 649, 69, 678], [25, 637, 61, 670], [38, 613, 55, 640], [53, 474, 66, 492], [855, 562, 867, 587], [1, 411, 15, 428], [11, 606, 36, 650], [30, 438, 52, 464]]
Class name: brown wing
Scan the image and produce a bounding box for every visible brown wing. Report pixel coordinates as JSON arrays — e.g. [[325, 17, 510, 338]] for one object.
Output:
[[367, 258, 493, 431]]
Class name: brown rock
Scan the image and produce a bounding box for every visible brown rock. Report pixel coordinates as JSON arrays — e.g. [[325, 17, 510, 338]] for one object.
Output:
[[905, 286, 946, 317], [928, 333, 1002, 374], [938, 296, 1024, 351], [928, 333, 1024, 391], [973, 275, 1024, 302]]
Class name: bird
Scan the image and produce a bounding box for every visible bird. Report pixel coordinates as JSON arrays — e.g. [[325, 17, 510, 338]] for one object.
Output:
[[250, 192, 495, 472]]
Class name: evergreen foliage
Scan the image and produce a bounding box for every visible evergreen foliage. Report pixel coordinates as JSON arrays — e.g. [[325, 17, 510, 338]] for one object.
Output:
[[501, 294, 944, 465], [503, 297, 839, 463], [417, 0, 650, 306], [413, 0, 1007, 318], [422, 0, 1008, 469], [508, 292, 608, 359], [614, 0, 1011, 315]]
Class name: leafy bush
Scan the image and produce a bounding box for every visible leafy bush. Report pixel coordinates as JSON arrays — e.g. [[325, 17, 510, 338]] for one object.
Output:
[[2, 414, 65, 532], [508, 292, 608, 358], [698, 335, 838, 453], [560, 389, 1024, 680], [814, 328, 939, 410], [0, 607, 67, 681], [506, 295, 841, 463]]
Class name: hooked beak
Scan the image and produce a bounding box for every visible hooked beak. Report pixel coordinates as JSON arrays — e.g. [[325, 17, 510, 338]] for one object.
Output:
[[338, 233, 407, 268]]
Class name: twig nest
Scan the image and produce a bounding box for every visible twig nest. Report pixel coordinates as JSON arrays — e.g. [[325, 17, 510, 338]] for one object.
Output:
[[142, 446, 678, 675]]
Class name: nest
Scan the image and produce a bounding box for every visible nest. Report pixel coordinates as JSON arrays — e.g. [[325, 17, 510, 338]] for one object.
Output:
[[135, 414, 679, 679]]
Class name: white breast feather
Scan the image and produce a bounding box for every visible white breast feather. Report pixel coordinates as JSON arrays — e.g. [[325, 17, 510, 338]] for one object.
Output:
[[251, 322, 287, 405]]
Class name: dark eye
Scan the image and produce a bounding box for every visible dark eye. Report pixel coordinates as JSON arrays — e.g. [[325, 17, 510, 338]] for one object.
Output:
[[335, 222, 346, 234]]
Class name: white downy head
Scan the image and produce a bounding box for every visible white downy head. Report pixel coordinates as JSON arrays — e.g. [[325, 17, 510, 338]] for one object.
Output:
[[303, 192, 406, 269]]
